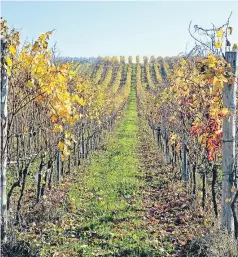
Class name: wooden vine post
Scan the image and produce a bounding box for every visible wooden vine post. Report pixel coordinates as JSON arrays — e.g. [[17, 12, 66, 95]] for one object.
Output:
[[0, 37, 8, 241], [182, 133, 188, 181], [56, 152, 61, 185], [221, 51, 237, 236]]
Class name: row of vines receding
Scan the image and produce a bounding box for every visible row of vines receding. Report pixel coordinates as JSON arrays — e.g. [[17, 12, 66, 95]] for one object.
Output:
[[0, 18, 133, 248], [136, 15, 238, 243]]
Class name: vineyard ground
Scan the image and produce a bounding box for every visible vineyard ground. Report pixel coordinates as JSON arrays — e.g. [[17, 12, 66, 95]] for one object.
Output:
[[43, 70, 162, 256], [9, 68, 237, 257], [25, 69, 170, 256]]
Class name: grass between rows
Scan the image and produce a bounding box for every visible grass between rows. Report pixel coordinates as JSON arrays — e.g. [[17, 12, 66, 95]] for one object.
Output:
[[16, 68, 238, 257], [61, 75, 158, 256], [30, 69, 172, 257], [36, 68, 161, 257]]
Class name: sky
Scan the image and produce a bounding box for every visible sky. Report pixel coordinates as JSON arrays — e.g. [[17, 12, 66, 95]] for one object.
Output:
[[1, 1, 238, 59]]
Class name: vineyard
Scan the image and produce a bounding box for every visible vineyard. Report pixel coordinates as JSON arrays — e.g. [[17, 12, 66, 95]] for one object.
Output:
[[1, 17, 238, 257]]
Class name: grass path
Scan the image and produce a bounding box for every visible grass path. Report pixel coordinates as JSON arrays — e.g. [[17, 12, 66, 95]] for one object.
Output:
[[59, 68, 159, 256], [34, 68, 219, 257], [30, 67, 178, 257]]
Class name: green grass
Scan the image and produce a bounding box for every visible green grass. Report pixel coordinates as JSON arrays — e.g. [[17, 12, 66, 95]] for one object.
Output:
[[53, 70, 159, 256], [33, 67, 168, 257]]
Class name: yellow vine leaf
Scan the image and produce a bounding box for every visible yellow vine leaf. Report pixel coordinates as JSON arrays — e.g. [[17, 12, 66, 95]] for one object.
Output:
[[58, 73, 66, 82], [216, 28, 223, 38], [27, 80, 34, 88], [177, 70, 183, 77], [65, 131, 71, 138], [58, 141, 64, 152], [39, 33, 46, 42], [207, 54, 216, 67], [215, 41, 222, 49], [213, 76, 219, 86], [72, 95, 86, 106], [210, 108, 219, 117], [7, 67, 11, 76], [43, 41, 48, 49], [67, 116, 77, 124], [214, 80, 223, 90], [54, 124, 63, 132], [69, 70, 76, 79], [57, 106, 68, 116], [6, 56, 12, 67], [36, 66, 44, 74], [198, 135, 203, 143], [220, 108, 229, 117], [50, 114, 58, 123], [63, 146, 71, 156], [9, 45, 16, 55], [181, 59, 186, 65]]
